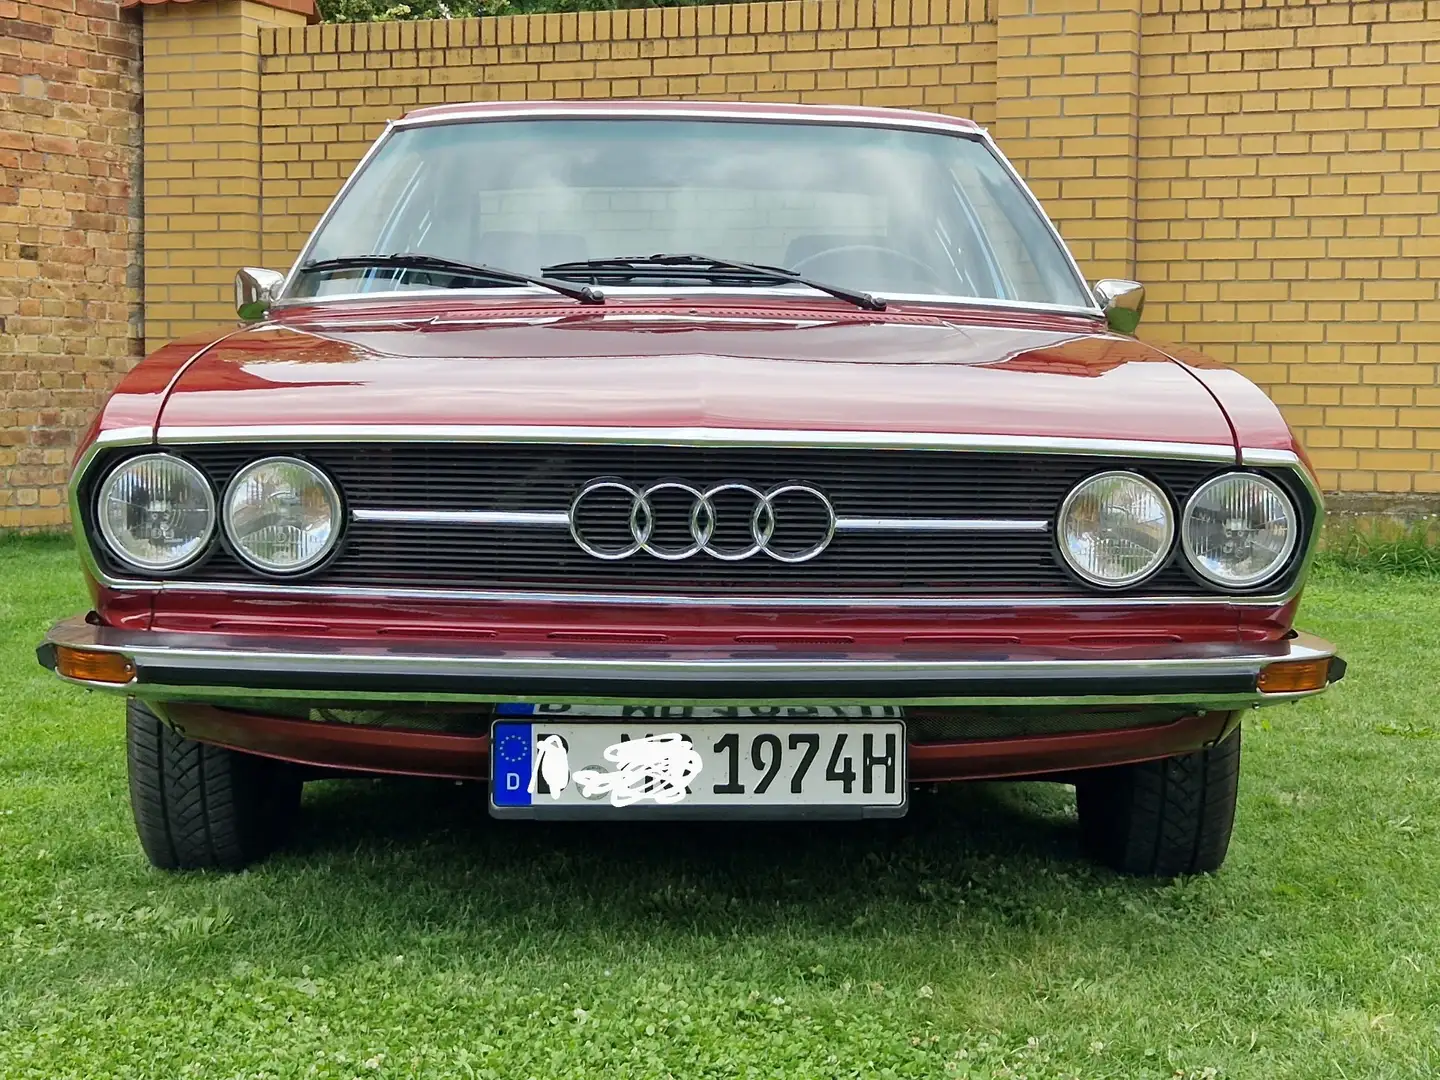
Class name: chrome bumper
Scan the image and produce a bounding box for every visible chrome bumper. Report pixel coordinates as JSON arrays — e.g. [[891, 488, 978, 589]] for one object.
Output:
[[38, 615, 1343, 710]]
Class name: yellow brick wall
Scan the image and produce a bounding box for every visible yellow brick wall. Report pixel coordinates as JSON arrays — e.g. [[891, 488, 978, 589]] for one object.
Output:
[[141, 0, 309, 345], [994, 0, 1143, 280], [1134, 0, 1439, 495], [0, 0, 142, 530], [123, 0, 1440, 502]]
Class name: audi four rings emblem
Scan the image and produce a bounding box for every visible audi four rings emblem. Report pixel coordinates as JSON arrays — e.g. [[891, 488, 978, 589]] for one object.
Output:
[[568, 479, 837, 563]]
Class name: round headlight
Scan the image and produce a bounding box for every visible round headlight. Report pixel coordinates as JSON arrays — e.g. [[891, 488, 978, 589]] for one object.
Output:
[[1182, 472, 1298, 589], [223, 457, 342, 574], [96, 454, 215, 571], [1058, 471, 1174, 587]]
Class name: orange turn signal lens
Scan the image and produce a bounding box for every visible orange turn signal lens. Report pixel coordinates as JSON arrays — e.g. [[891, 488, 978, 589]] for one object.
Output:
[[54, 646, 135, 685], [1257, 657, 1331, 694]]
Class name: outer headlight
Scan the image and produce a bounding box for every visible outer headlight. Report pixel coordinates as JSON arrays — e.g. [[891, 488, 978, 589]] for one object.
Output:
[[1182, 472, 1298, 589], [223, 457, 342, 574], [96, 454, 215, 571], [1058, 470, 1174, 587]]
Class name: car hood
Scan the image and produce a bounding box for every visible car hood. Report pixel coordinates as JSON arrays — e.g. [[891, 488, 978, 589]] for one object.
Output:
[[154, 307, 1237, 448]]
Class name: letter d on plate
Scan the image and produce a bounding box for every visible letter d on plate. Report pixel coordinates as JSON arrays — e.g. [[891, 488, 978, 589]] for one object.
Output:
[[491, 723, 533, 807]]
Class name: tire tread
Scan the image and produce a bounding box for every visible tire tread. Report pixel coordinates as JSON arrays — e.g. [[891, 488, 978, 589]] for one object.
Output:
[[1077, 723, 1241, 877], [126, 700, 300, 871]]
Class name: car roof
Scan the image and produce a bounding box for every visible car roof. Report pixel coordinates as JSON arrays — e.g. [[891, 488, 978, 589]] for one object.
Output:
[[396, 99, 983, 134]]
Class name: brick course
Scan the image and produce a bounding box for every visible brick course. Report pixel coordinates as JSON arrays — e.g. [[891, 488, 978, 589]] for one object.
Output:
[[140, 0, 309, 345], [1133, 0, 1440, 495], [0, 0, 142, 529]]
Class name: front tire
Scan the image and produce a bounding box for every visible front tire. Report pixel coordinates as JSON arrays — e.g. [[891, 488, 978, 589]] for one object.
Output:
[[126, 699, 302, 871], [1076, 724, 1241, 877]]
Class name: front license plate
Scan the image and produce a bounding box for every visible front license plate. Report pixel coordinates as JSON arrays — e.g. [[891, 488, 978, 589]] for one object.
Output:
[[489, 718, 907, 819]]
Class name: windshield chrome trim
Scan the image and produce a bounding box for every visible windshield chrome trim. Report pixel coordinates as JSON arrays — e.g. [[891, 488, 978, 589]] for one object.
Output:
[[276, 111, 1106, 316], [391, 102, 985, 135], [270, 284, 1107, 320]]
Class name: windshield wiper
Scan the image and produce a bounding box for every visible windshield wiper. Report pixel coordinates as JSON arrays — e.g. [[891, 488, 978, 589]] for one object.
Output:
[[540, 253, 885, 311], [299, 252, 605, 305]]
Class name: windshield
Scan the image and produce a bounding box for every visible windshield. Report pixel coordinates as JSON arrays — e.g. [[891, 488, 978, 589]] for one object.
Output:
[[290, 117, 1095, 309]]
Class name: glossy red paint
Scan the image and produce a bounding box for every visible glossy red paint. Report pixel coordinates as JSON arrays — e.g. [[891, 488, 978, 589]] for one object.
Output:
[[89, 330, 244, 440], [1152, 341, 1298, 454], [151, 301, 1237, 447], [160, 702, 1230, 785], [164, 703, 491, 780], [906, 710, 1232, 783], [93, 586, 155, 631], [78, 294, 1318, 647], [145, 590, 1297, 646]]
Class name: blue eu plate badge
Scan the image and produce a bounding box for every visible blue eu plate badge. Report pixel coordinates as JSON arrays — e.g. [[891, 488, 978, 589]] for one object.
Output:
[[491, 720, 533, 807]]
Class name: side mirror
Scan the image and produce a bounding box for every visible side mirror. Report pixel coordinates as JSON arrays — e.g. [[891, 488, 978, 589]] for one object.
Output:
[[1094, 279, 1145, 335], [235, 267, 286, 322]]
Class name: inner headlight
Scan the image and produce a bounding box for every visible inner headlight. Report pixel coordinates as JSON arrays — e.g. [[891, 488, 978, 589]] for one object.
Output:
[[1058, 471, 1174, 587], [96, 454, 215, 571], [223, 457, 342, 574], [1182, 472, 1298, 588]]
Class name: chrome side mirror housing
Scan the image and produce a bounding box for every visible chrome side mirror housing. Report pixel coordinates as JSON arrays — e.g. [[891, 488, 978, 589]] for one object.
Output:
[[235, 267, 286, 322], [1094, 279, 1145, 335]]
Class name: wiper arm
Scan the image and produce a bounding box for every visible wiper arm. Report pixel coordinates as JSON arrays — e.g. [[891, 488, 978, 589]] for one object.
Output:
[[541, 253, 885, 311], [299, 252, 605, 305]]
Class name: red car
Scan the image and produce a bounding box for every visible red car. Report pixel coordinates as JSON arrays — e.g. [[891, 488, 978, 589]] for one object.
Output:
[[39, 101, 1343, 877]]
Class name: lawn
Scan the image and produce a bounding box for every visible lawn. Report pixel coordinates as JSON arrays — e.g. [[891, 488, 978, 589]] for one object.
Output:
[[1, 535, 1437, 1079]]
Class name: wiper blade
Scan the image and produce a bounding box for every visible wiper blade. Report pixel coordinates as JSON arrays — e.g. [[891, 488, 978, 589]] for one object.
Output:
[[299, 252, 604, 305], [541, 253, 885, 311]]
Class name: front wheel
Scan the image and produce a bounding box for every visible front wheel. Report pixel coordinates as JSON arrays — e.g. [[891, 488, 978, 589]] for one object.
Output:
[[126, 699, 302, 871], [1075, 723, 1241, 877]]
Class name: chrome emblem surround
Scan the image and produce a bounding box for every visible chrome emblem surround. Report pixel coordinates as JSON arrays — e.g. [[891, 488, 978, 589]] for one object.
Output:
[[567, 478, 837, 564]]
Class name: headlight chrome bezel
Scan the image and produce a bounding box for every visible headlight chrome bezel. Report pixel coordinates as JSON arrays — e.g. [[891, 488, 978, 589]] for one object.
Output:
[[222, 455, 344, 576], [1056, 469, 1176, 590], [94, 453, 217, 573], [1181, 471, 1301, 590]]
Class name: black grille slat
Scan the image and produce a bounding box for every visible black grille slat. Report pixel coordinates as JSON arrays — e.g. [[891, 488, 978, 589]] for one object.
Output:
[[177, 444, 1218, 512], [312, 525, 1068, 592]]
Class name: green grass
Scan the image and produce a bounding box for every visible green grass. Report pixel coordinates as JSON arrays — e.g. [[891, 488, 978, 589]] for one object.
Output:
[[1319, 519, 1440, 577], [2, 536, 1438, 1079]]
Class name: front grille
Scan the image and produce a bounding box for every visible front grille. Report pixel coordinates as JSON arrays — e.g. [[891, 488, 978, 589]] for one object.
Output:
[[85, 442, 1312, 598]]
